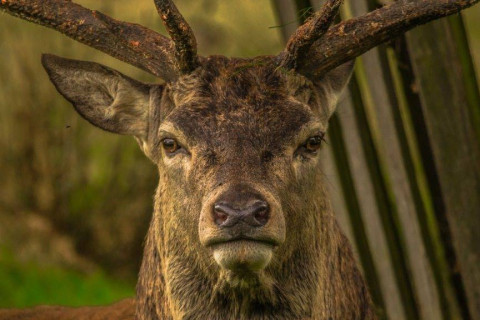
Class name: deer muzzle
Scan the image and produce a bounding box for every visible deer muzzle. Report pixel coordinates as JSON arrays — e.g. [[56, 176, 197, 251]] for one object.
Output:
[[199, 183, 285, 273]]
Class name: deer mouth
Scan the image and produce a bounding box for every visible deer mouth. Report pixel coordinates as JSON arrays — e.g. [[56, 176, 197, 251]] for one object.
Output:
[[205, 235, 279, 248], [207, 236, 278, 272]]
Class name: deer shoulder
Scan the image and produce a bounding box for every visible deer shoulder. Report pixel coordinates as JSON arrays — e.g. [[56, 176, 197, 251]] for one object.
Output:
[[0, 298, 135, 320]]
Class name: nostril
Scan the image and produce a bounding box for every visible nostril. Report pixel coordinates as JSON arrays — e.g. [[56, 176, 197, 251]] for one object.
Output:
[[253, 202, 270, 226], [213, 204, 229, 226]]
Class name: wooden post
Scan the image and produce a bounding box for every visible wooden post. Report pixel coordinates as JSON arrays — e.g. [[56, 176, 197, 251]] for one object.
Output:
[[404, 15, 480, 319]]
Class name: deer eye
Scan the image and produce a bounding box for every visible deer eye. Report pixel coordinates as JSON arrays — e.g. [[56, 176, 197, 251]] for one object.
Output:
[[296, 134, 325, 157], [305, 135, 323, 152], [162, 138, 181, 154]]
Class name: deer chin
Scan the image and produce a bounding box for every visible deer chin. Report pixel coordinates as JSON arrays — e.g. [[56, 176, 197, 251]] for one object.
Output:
[[212, 240, 274, 274]]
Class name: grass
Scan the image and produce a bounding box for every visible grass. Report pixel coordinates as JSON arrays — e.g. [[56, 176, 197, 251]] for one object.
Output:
[[0, 249, 134, 308]]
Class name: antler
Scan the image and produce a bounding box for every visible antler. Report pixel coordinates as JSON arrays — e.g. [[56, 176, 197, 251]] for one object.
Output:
[[0, 0, 189, 81], [154, 0, 199, 74], [278, 0, 480, 77], [278, 0, 343, 70]]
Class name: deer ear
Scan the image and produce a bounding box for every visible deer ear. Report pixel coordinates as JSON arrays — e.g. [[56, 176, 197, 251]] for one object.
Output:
[[313, 60, 354, 121], [41, 54, 151, 139]]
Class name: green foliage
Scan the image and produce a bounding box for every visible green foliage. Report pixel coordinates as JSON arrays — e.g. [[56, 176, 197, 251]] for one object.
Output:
[[0, 249, 134, 308]]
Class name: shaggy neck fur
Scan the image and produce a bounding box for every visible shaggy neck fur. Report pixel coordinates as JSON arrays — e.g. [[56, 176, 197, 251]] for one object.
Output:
[[136, 181, 375, 320]]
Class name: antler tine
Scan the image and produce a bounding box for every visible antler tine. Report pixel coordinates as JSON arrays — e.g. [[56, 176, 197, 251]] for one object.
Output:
[[277, 0, 343, 71], [0, 0, 179, 81], [154, 0, 199, 74], [297, 0, 480, 78]]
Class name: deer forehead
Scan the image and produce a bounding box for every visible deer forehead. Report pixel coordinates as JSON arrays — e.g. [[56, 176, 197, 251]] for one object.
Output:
[[161, 57, 319, 148]]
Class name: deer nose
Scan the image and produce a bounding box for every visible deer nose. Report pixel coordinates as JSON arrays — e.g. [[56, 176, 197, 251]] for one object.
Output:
[[213, 200, 270, 228]]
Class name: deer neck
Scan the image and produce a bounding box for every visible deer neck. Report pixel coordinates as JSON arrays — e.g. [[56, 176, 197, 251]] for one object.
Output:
[[135, 189, 374, 320]]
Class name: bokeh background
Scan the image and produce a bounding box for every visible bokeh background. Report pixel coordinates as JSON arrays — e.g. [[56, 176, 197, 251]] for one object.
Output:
[[0, 0, 479, 319], [0, 0, 283, 308]]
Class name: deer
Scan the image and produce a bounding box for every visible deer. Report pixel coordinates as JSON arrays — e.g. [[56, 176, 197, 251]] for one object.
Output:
[[1, 0, 478, 319]]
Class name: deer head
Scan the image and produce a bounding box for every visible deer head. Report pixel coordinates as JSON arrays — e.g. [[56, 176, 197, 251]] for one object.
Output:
[[40, 20, 354, 297], [2, 0, 478, 319]]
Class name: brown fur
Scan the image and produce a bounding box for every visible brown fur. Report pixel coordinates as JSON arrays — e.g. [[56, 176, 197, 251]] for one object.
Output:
[[4, 54, 375, 320], [0, 299, 135, 320]]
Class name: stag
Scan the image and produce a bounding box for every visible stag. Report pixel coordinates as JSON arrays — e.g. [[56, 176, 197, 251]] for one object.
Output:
[[0, 0, 478, 319]]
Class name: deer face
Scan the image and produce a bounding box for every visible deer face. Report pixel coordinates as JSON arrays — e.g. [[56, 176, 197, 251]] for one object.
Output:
[[42, 54, 352, 286], [159, 57, 320, 279]]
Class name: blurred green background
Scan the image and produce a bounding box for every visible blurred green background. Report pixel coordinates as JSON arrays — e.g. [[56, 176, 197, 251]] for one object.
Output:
[[0, 0, 479, 310], [0, 0, 283, 308]]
